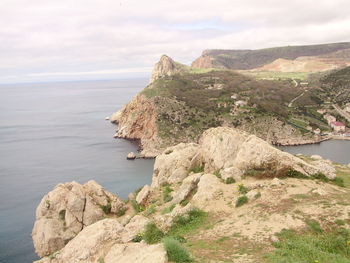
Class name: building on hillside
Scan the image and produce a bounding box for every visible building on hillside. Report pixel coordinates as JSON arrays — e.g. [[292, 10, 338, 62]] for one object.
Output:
[[324, 114, 336, 125], [330, 121, 346, 132], [313, 128, 321, 135], [317, 109, 326, 114], [235, 100, 247, 107]]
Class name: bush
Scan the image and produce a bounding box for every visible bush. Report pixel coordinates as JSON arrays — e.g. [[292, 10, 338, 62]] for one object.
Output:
[[225, 177, 235, 184], [236, 195, 248, 207], [116, 207, 127, 217], [333, 177, 345, 187], [238, 184, 248, 194], [168, 209, 207, 236], [287, 169, 308, 179], [188, 165, 204, 174], [305, 219, 323, 233], [267, 228, 350, 263], [100, 201, 111, 214], [161, 204, 176, 214], [163, 185, 174, 202], [143, 223, 164, 244], [214, 170, 222, 178], [163, 237, 192, 262], [131, 199, 145, 213]]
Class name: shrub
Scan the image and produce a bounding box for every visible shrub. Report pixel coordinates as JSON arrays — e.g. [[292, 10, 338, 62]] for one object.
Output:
[[238, 184, 248, 194], [100, 201, 111, 214], [163, 185, 174, 202], [144, 205, 157, 216], [161, 204, 176, 214], [311, 172, 329, 182], [225, 177, 235, 184], [236, 195, 248, 207], [266, 227, 350, 263], [116, 207, 127, 217], [333, 177, 345, 187], [214, 170, 222, 178], [168, 209, 207, 236], [131, 199, 145, 213], [163, 237, 192, 262], [131, 233, 143, 242], [305, 219, 323, 233], [335, 219, 345, 226], [188, 164, 204, 174], [287, 169, 308, 179], [143, 223, 164, 244], [59, 210, 66, 220]]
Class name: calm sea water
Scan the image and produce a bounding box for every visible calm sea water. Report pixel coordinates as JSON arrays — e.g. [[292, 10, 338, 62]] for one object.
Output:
[[280, 140, 350, 164], [0, 79, 154, 263]]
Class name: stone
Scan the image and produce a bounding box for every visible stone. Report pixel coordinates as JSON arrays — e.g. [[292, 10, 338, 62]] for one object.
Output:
[[198, 127, 336, 179], [151, 143, 200, 188], [171, 173, 202, 205], [104, 243, 167, 263], [127, 152, 136, 160], [36, 219, 124, 263], [121, 215, 150, 243], [246, 190, 261, 199], [220, 167, 243, 182], [32, 181, 126, 257], [136, 185, 151, 205], [311, 188, 327, 196]]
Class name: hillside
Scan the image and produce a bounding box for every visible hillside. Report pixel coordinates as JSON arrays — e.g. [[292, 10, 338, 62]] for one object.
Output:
[[111, 55, 337, 157], [34, 127, 350, 263], [192, 42, 350, 70]]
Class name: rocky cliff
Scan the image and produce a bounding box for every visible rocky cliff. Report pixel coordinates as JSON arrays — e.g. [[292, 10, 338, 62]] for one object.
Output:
[[33, 127, 350, 263], [111, 55, 330, 157]]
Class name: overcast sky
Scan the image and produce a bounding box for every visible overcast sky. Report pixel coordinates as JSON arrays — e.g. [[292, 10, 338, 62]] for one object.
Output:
[[1, 0, 350, 83]]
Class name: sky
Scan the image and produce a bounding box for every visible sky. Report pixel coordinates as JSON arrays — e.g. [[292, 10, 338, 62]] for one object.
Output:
[[0, 0, 350, 83]]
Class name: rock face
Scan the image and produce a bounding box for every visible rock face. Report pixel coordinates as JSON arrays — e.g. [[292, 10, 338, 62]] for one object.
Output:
[[152, 127, 336, 187], [152, 143, 200, 188], [191, 54, 214, 68], [150, 55, 181, 83], [32, 181, 126, 257], [104, 243, 167, 263], [111, 94, 160, 157]]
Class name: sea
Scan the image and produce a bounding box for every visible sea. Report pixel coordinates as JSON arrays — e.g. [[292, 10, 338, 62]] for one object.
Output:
[[0, 79, 154, 263], [0, 79, 349, 263]]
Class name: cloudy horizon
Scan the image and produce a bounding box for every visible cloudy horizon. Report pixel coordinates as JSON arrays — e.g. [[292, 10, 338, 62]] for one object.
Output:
[[1, 0, 350, 84]]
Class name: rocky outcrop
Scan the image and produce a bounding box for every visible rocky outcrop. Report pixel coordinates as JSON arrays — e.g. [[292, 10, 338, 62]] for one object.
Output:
[[150, 55, 183, 83], [151, 127, 336, 188], [191, 54, 214, 68], [111, 94, 160, 157], [32, 181, 126, 257], [104, 243, 167, 263], [151, 143, 200, 188]]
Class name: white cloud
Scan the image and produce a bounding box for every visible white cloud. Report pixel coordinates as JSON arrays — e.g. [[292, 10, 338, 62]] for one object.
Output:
[[0, 0, 349, 83]]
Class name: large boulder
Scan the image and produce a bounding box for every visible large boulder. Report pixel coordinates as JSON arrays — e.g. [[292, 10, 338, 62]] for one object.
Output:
[[199, 127, 336, 179], [152, 143, 200, 188], [104, 242, 167, 263], [35, 219, 124, 263], [32, 181, 126, 257]]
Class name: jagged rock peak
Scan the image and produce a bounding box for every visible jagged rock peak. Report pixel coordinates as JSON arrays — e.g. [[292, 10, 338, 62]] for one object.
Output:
[[150, 54, 181, 83]]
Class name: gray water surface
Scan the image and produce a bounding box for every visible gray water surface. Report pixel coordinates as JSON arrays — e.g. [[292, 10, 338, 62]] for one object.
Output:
[[0, 79, 154, 263], [280, 140, 350, 164]]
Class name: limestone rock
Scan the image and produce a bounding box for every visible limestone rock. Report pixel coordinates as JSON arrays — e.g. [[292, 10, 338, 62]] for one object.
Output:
[[246, 190, 261, 199], [152, 143, 200, 188], [150, 55, 182, 83], [171, 173, 202, 205], [110, 110, 122, 123], [220, 167, 243, 181], [136, 185, 151, 205], [122, 215, 150, 243], [104, 242, 167, 263], [199, 127, 336, 179], [36, 219, 124, 263], [32, 181, 126, 257]]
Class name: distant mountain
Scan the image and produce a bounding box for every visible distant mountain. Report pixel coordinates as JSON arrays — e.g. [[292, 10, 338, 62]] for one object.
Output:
[[192, 42, 350, 71]]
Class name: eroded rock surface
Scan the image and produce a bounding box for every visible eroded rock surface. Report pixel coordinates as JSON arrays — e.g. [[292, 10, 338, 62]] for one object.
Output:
[[32, 181, 126, 257]]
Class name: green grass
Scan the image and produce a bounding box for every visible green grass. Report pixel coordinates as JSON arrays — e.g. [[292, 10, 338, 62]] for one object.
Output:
[[116, 206, 127, 217], [163, 185, 174, 202], [100, 201, 111, 214], [168, 209, 208, 237], [163, 237, 192, 262], [144, 205, 157, 216], [131, 199, 145, 213], [236, 195, 249, 207], [161, 204, 176, 214], [225, 177, 235, 184], [188, 165, 204, 174], [305, 219, 323, 234], [287, 169, 346, 187], [266, 228, 350, 263], [143, 223, 164, 244], [238, 184, 248, 194]]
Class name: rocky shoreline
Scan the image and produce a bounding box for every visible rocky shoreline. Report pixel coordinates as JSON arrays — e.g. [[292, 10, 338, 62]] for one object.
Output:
[[32, 127, 350, 263]]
